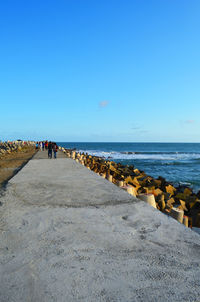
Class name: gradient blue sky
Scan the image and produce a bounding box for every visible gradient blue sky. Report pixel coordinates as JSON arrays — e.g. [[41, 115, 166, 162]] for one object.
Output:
[[0, 0, 200, 142]]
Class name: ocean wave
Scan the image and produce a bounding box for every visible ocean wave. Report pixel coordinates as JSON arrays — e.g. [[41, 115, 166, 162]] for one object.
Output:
[[78, 149, 200, 161], [193, 158, 200, 161], [119, 151, 199, 155], [141, 161, 189, 167]]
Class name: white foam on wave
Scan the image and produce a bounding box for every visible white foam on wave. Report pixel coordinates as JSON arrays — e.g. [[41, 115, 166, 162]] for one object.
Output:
[[78, 149, 200, 161]]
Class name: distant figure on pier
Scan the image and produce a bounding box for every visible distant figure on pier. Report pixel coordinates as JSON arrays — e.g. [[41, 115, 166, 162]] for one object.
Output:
[[40, 142, 42, 151], [45, 141, 48, 150], [42, 142, 45, 151], [48, 142, 53, 159], [53, 143, 58, 159]]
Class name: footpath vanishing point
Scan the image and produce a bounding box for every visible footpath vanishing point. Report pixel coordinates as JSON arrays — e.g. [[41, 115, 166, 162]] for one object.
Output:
[[0, 150, 200, 302]]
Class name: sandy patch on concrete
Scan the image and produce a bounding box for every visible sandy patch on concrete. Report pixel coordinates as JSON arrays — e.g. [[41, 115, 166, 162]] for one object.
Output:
[[0, 146, 37, 189]]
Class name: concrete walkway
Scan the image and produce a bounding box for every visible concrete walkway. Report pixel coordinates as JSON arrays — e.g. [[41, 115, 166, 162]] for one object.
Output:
[[0, 151, 200, 302]]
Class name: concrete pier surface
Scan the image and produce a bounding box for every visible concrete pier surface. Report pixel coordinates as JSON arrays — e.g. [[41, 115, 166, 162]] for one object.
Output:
[[0, 151, 200, 302]]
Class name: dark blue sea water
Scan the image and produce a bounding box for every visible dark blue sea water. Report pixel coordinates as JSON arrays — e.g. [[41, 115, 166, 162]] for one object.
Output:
[[58, 142, 200, 192]]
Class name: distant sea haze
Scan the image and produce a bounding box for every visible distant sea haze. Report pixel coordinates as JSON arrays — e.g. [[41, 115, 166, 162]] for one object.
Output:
[[58, 142, 200, 193]]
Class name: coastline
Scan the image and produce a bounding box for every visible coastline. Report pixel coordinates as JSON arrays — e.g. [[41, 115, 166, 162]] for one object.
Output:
[[61, 147, 200, 230], [58, 142, 200, 193], [1, 140, 199, 229], [1, 148, 200, 301]]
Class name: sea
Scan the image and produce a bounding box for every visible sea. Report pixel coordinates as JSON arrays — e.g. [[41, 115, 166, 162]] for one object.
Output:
[[58, 142, 200, 193]]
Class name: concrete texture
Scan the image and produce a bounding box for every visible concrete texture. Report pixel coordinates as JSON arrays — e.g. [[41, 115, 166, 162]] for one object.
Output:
[[33, 149, 67, 159], [0, 151, 200, 302]]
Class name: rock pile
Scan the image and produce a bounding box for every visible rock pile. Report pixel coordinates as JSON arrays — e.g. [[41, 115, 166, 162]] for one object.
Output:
[[60, 147, 200, 229], [0, 141, 35, 157]]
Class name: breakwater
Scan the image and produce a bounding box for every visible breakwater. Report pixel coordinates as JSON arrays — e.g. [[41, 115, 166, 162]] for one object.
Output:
[[0, 140, 35, 157], [1, 147, 200, 301], [0, 140, 36, 188], [58, 142, 200, 193], [60, 147, 200, 229]]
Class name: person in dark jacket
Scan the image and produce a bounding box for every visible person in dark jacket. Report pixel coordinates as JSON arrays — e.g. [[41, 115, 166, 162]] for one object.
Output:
[[53, 143, 58, 159], [48, 141, 53, 159]]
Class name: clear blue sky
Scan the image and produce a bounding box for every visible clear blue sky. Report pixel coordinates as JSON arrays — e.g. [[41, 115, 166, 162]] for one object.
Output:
[[0, 0, 200, 142]]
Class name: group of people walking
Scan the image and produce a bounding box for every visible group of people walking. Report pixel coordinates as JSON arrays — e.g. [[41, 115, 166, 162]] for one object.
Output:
[[47, 141, 58, 159], [35, 141, 58, 159]]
